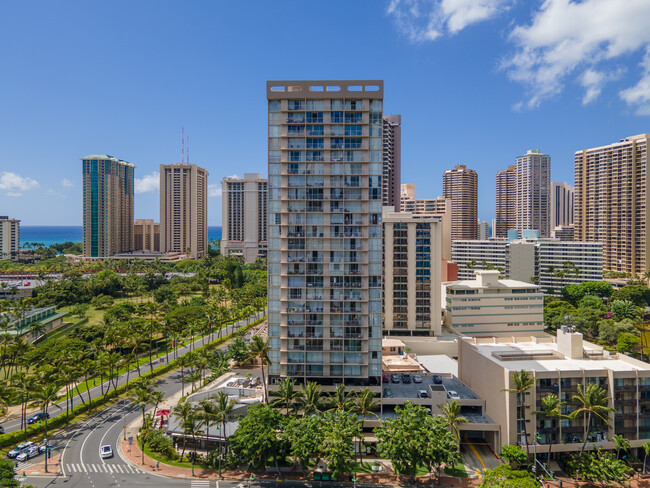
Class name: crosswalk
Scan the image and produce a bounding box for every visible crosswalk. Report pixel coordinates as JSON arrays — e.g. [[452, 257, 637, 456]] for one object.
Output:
[[64, 463, 145, 474], [190, 481, 211, 488]]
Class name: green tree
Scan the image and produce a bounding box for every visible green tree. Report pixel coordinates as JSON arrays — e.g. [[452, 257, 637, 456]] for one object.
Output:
[[321, 411, 361, 481], [128, 381, 160, 432], [269, 378, 301, 413], [247, 335, 271, 403], [300, 381, 323, 414], [611, 284, 650, 307], [478, 464, 537, 488], [172, 400, 194, 461], [499, 445, 528, 468], [570, 383, 615, 453], [502, 370, 534, 454], [227, 337, 249, 366], [642, 441, 650, 474], [532, 393, 565, 463], [611, 299, 640, 322], [327, 383, 354, 412], [229, 403, 286, 470], [616, 332, 641, 354], [613, 434, 630, 460], [213, 390, 237, 465], [438, 400, 468, 441], [284, 414, 325, 474], [33, 379, 60, 473]]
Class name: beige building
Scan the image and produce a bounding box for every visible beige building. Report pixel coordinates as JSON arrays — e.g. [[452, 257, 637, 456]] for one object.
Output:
[[266, 80, 384, 387], [0, 216, 19, 261], [382, 115, 401, 210], [443, 164, 478, 240], [81, 155, 135, 257], [133, 219, 160, 252], [550, 181, 574, 232], [382, 207, 442, 337], [516, 150, 551, 238], [459, 330, 650, 453], [220, 174, 268, 262], [495, 165, 516, 238], [575, 134, 650, 274], [400, 184, 451, 260], [443, 270, 545, 337], [159, 163, 208, 259]]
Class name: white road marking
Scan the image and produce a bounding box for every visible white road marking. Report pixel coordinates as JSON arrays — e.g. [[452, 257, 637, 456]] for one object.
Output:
[[91, 464, 98, 472], [107, 464, 113, 473]]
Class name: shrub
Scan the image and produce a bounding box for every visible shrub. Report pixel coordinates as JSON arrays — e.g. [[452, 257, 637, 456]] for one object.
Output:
[[143, 429, 177, 459]]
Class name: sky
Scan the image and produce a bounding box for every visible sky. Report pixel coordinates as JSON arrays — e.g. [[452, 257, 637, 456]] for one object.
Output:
[[2, 0, 650, 226]]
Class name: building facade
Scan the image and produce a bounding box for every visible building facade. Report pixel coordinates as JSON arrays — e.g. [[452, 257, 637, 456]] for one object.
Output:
[[495, 165, 516, 238], [159, 163, 208, 259], [551, 181, 574, 232], [575, 134, 650, 274], [515, 150, 551, 238], [382, 207, 442, 337], [266, 80, 384, 387], [220, 174, 268, 262], [133, 219, 160, 252], [443, 164, 478, 240], [444, 270, 545, 337], [477, 220, 489, 240], [382, 115, 401, 210], [0, 216, 19, 261], [81, 155, 135, 257]]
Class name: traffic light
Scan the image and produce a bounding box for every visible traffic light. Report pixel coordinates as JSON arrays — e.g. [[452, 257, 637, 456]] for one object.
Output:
[[48, 448, 51, 459]]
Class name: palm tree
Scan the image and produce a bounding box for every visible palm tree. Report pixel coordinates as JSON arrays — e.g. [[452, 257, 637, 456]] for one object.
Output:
[[12, 371, 34, 438], [532, 394, 565, 463], [33, 380, 60, 473], [186, 369, 202, 393], [502, 370, 535, 453], [176, 354, 192, 397], [642, 441, 650, 474], [197, 399, 218, 462], [269, 378, 301, 413], [0, 380, 14, 419], [172, 400, 194, 462], [327, 383, 354, 412], [128, 382, 158, 431], [613, 434, 630, 460], [570, 383, 615, 453], [300, 381, 323, 415], [247, 335, 271, 403], [352, 388, 380, 464], [213, 390, 237, 478], [183, 414, 203, 477], [438, 400, 469, 441]]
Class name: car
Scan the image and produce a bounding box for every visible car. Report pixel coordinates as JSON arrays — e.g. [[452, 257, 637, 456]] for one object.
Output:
[[100, 445, 113, 459], [383, 388, 393, 398], [16, 446, 41, 462], [447, 390, 461, 400], [413, 375, 422, 383], [432, 375, 442, 384], [391, 374, 400, 383], [0, 426, 4, 434], [27, 412, 49, 424], [382, 374, 389, 383], [402, 373, 411, 384], [417, 390, 429, 399], [8, 442, 34, 458], [23, 281, 30, 286]]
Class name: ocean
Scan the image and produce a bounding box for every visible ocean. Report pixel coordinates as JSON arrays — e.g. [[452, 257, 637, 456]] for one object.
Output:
[[20, 226, 222, 248]]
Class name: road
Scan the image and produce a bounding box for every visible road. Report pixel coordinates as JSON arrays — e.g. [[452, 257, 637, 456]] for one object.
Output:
[[2, 312, 265, 434], [7, 312, 266, 488]]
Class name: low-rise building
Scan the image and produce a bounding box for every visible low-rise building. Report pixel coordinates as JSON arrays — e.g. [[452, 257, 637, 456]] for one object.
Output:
[[444, 270, 545, 337], [459, 329, 650, 454], [133, 219, 160, 252]]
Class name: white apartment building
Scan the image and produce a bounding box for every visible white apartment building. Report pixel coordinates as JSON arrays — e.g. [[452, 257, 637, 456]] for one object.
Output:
[[221, 174, 268, 262], [459, 330, 650, 453], [477, 220, 489, 240], [0, 216, 19, 261], [443, 270, 545, 337], [382, 207, 442, 337]]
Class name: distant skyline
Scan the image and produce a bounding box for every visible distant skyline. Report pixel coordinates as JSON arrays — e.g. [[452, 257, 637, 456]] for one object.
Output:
[[2, 1, 650, 225]]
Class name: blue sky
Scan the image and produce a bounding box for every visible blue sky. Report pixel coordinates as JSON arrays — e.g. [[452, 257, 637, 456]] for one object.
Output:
[[1, 0, 650, 226]]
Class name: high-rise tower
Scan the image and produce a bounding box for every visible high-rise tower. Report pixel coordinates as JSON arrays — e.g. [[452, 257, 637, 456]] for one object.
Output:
[[159, 164, 208, 259], [266, 80, 384, 388], [550, 181, 574, 230], [442, 164, 478, 240], [82, 155, 134, 257], [515, 150, 550, 238], [495, 165, 516, 238], [382, 115, 401, 209]]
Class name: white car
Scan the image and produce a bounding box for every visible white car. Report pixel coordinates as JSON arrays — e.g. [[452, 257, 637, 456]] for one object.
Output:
[[447, 390, 461, 400], [100, 445, 113, 459], [16, 446, 41, 462]]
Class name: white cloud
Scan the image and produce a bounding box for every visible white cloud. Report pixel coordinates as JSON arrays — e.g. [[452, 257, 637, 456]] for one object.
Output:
[[503, 0, 650, 109], [61, 178, 74, 188], [208, 184, 222, 198], [6, 192, 22, 197], [387, 0, 512, 42], [620, 47, 650, 115], [0, 172, 39, 193], [135, 172, 159, 194]]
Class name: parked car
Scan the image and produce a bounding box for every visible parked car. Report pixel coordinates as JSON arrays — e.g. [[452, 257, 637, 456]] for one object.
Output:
[[8, 442, 34, 458], [413, 375, 422, 383], [432, 375, 442, 384], [16, 446, 43, 462], [0, 425, 5, 434], [383, 388, 393, 398], [391, 374, 400, 383], [417, 390, 429, 399], [27, 412, 49, 424], [100, 445, 113, 459], [447, 390, 461, 400], [402, 373, 411, 384], [382, 374, 389, 383]]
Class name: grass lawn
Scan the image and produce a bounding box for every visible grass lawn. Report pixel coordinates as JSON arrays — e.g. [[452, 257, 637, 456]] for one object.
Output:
[[142, 443, 207, 470], [355, 461, 381, 473], [443, 462, 468, 478]]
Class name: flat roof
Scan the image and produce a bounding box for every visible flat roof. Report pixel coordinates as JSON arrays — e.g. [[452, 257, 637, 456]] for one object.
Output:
[[446, 279, 539, 290], [418, 355, 459, 376]]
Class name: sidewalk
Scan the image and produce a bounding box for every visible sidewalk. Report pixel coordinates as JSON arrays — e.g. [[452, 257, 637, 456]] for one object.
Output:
[[18, 453, 63, 477]]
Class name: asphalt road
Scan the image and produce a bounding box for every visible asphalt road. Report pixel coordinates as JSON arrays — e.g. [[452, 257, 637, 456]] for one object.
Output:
[[7, 312, 266, 488]]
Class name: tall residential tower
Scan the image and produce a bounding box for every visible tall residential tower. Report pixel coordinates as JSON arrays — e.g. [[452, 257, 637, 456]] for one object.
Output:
[[515, 150, 551, 238], [266, 80, 384, 387], [82, 155, 135, 257], [0, 216, 19, 261], [495, 165, 516, 238], [443, 164, 478, 240], [382, 115, 401, 209]]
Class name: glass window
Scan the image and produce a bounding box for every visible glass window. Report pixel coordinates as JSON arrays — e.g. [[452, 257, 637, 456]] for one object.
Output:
[[269, 125, 280, 137], [268, 112, 281, 124], [268, 100, 280, 112], [345, 126, 362, 136], [331, 125, 344, 136], [331, 100, 343, 110], [307, 100, 324, 110], [369, 100, 382, 111]]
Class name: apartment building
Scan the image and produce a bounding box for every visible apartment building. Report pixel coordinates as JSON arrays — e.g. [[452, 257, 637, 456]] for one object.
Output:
[[443, 164, 478, 240], [81, 155, 135, 257], [459, 329, 650, 453], [495, 165, 516, 238], [452, 237, 603, 293], [575, 134, 650, 274], [444, 270, 545, 337], [159, 163, 208, 259], [266, 80, 384, 387], [551, 181, 574, 232], [477, 220, 489, 240], [400, 184, 451, 260], [553, 225, 574, 241], [220, 174, 268, 262], [0, 216, 19, 261], [133, 219, 160, 252], [382, 207, 442, 337], [382, 115, 401, 210], [515, 150, 551, 238]]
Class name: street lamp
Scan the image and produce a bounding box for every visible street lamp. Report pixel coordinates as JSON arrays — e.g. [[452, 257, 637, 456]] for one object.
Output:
[[43, 438, 48, 474]]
